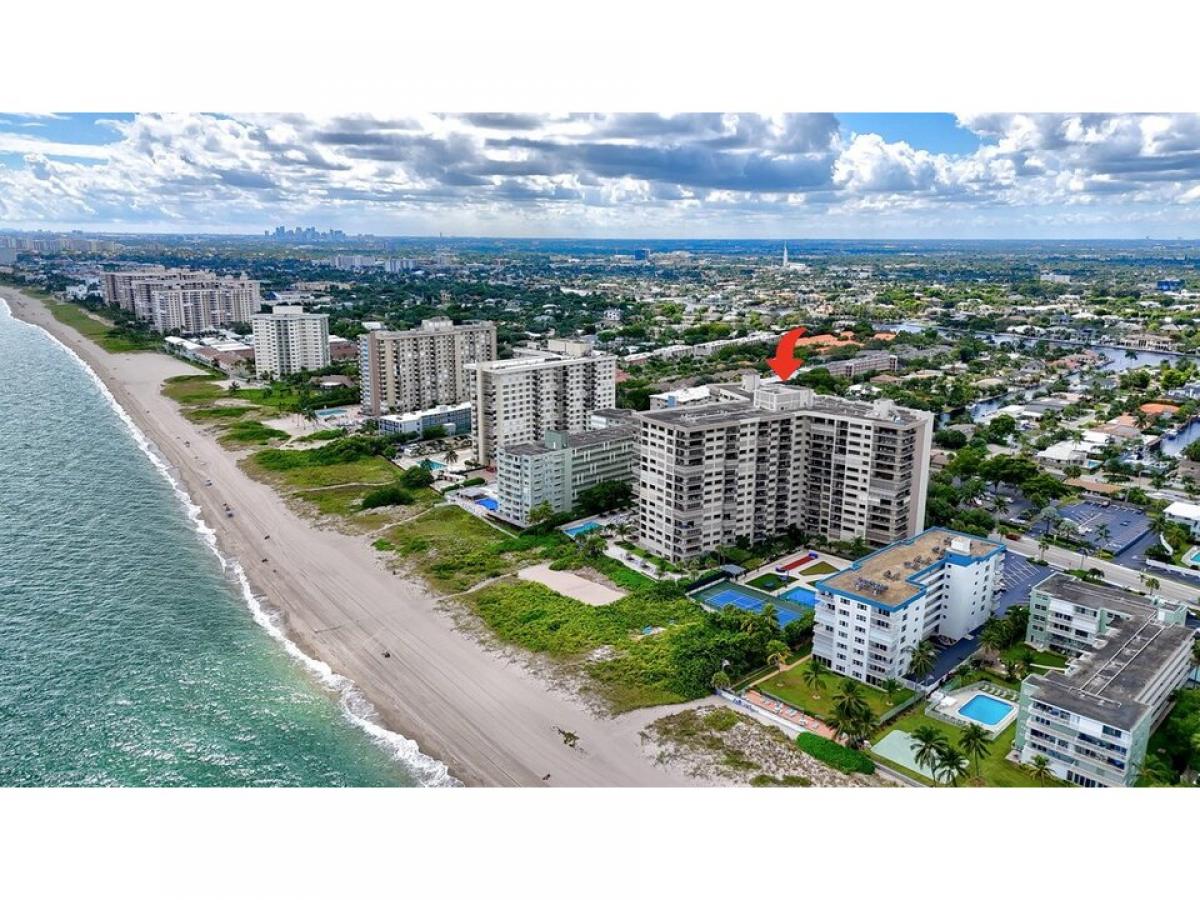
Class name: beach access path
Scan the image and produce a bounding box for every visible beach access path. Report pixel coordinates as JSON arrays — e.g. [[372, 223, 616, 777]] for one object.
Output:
[[5, 287, 699, 787]]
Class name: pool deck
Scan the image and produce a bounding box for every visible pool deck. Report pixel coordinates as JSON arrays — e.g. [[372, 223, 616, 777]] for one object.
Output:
[[926, 684, 1018, 737]]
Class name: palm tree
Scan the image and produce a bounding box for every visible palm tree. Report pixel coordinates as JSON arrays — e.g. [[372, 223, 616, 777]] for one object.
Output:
[[443, 447, 459, 465], [1095, 522, 1111, 552], [979, 620, 1008, 663], [1028, 754, 1052, 784], [766, 640, 789, 672], [1145, 576, 1160, 593], [935, 745, 970, 786], [907, 640, 937, 682], [710, 670, 731, 691], [880, 678, 902, 704], [910, 725, 950, 775], [1038, 536, 1050, 561], [832, 679, 871, 721], [801, 657, 828, 698], [959, 724, 990, 779]]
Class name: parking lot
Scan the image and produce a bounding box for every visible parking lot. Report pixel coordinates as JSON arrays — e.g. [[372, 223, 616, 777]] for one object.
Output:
[[995, 550, 1053, 613], [1027, 500, 1149, 555]]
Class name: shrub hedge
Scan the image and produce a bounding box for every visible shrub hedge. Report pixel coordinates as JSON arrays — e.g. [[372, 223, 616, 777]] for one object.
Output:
[[794, 733, 876, 775]]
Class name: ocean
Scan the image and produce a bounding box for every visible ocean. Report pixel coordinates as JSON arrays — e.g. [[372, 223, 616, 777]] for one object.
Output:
[[0, 299, 451, 786]]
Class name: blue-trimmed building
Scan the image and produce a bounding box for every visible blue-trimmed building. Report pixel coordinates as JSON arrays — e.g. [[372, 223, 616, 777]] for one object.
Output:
[[812, 528, 1004, 686]]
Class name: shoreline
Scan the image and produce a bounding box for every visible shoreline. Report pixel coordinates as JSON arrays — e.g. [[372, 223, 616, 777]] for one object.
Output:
[[3, 287, 697, 787]]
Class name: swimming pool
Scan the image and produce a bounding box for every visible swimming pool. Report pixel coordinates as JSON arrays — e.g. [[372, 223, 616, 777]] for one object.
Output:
[[563, 521, 600, 537], [959, 694, 1014, 726], [1186, 546, 1200, 566], [314, 407, 347, 419], [474, 497, 499, 511], [425, 460, 446, 470], [782, 586, 817, 608]]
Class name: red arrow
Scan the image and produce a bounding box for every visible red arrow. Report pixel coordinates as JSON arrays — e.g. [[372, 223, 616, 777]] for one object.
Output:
[[767, 327, 807, 381]]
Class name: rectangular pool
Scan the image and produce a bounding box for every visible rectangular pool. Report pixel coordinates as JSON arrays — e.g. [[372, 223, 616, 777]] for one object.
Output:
[[959, 694, 1014, 726], [782, 586, 817, 608], [563, 521, 600, 537]]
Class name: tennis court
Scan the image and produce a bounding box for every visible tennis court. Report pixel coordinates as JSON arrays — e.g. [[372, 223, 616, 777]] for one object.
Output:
[[691, 581, 807, 626]]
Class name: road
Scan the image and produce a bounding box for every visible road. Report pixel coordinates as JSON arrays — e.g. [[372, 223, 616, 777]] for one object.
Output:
[[999, 534, 1200, 609]]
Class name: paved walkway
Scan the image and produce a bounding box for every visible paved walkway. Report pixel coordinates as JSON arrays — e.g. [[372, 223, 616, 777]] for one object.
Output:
[[517, 563, 626, 606], [743, 688, 837, 739]]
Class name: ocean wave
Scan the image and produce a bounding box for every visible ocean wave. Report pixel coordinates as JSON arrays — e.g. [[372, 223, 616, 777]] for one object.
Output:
[[1, 296, 459, 787]]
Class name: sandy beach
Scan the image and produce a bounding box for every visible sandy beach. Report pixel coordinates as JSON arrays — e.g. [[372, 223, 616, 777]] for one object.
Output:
[[4, 287, 699, 787]]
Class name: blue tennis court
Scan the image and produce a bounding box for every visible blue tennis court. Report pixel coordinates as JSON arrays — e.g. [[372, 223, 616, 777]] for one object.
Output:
[[691, 582, 805, 626], [706, 588, 764, 612]]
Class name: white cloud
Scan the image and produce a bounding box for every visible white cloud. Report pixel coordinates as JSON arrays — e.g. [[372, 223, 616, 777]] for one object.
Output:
[[1, 112, 1199, 235]]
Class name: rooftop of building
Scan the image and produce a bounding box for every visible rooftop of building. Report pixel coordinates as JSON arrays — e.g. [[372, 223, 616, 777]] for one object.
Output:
[[635, 384, 929, 430], [471, 350, 614, 373], [1027, 610, 1193, 730], [1031, 572, 1180, 619], [498, 424, 635, 457], [817, 528, 1004, 610]]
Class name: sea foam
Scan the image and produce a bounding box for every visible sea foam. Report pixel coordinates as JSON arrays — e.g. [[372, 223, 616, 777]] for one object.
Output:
[[2, 297, 459, 787]]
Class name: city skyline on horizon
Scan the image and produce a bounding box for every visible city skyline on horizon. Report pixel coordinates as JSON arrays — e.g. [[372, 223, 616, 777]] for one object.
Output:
[[6, 113, 1200, 239]]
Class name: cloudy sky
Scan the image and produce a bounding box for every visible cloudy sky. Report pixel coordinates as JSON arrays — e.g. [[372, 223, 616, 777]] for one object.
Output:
[[4, 112, 1200, 238]]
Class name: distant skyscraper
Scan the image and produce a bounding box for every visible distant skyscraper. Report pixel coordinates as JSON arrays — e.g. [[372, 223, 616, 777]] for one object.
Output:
[[782, 242, 788, 267]]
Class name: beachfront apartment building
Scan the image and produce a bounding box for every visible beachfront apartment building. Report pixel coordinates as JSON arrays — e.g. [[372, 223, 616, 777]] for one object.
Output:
[[251, 305, 330, 378], [495, 420, 636, 527], [358, 317, 497, 416], [1015, 573, 1193, 787], [145, 275, 261, 334], [377, 402, 473, 438], [633, 380, 933, 563], [468, 341, 617, 466], [102, 267, 262, 332], [811, 528, 1004, 685]]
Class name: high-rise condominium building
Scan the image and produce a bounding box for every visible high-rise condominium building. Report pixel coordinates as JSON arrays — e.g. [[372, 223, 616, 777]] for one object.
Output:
[[102, 267, 262, 333], [358, 317, 497, 416], [812, 528, 1003, 685], [634, 380, 933, 562], [251, 305, 330, 378], [468, 340, 617, 467], [1014, 573, 1193, 787], [145, 274, 261, 334]]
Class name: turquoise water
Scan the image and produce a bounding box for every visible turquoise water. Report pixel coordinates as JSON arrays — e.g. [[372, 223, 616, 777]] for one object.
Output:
[[782, 586, 817, 608], [959, 694, 1014, 726], [0, 300, 450, 786], [563, 521, 599, 537]]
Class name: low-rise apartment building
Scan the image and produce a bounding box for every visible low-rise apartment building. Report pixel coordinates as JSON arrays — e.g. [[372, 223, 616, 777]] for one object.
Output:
[[1015, 574, 1193, 787], [377, 402, 473, 438], [634, 380, 933, 562], [812, 528, 1004, 685], [495, 421, 636, 527]]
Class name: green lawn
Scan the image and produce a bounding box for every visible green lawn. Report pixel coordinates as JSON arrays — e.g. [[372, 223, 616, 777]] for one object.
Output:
[[748, 572, 793, 591], [45, 300, 158, 353], [243, 453, 400, 489], [1002, 644, 1069, 669], [460, 577, 713, 712], [218, 420, 290, 447], [756, 666, 911, 720], [870, 709, 1064, 787], [382, 505, 562, 592], [798, 561, 838, 576]]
